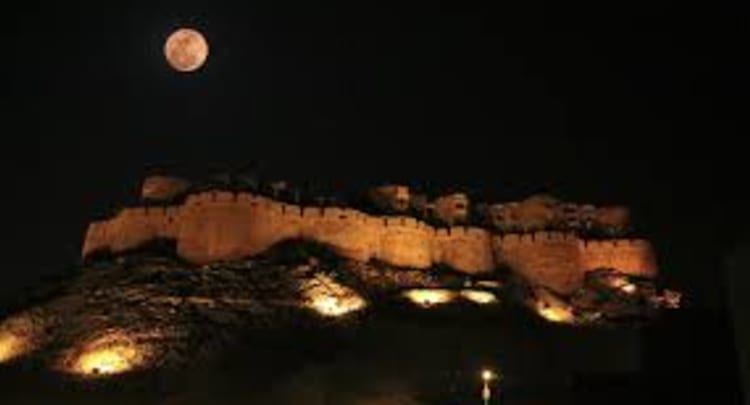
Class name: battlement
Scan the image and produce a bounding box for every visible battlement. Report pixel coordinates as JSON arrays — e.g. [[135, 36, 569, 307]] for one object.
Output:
[[495, 231, 578, 244], [492, 232, 657, 293], [82, 183, 659, 293]]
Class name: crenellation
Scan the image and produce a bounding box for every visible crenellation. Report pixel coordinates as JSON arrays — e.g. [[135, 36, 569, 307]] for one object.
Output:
[[185, 192, 210, 206], [81, 179, 660, 289], [302, 206, 324, 219], [466, 228, 487, 239], [449, 226, 467, 236], [236, 192, 254, 203], [401, 217, 415, 227], [499, 233, 521, 245], [213, 191, 236, 202], [268, 201, 283, 215], [339, 208, 361, 220], [577, 238, 657, 278], [363, 216, 380, 227], [322, 207, 341, 218], [284, 205, 303, 217], [121, 207, 146, 217], [536, 231, 563, 242], [384, 217, 403, 227]]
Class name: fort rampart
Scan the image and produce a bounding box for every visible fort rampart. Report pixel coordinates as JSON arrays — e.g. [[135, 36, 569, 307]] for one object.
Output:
[[82, 191, 657, 294]]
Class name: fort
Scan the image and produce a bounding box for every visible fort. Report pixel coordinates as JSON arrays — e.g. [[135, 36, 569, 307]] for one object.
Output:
[[82, 176, 658, 294]]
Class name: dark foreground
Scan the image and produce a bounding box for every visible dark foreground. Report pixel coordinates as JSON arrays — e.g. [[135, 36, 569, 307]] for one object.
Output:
[[1, 305, 733, 405]]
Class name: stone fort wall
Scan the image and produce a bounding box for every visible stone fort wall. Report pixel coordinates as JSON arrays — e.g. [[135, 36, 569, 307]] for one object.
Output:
[[493, 233, 657, 293], [82, 191, 657, 294]]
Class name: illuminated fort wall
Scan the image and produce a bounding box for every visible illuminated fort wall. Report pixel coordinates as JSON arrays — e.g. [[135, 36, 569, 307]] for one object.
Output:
[[82, 191, 657, 293]]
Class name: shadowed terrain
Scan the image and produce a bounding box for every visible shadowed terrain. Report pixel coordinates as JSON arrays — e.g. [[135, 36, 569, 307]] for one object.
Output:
[[0, 241, 662, 404]]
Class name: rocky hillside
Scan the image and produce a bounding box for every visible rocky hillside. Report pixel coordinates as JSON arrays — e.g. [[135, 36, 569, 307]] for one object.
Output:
[[0, 241, 679, 404]]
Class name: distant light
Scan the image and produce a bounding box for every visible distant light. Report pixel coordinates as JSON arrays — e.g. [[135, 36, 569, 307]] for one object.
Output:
[[402, 289, 456, 308], [482, 369, 494, 381], [302, 274, 367, 317], [460, 290, 499, 305]]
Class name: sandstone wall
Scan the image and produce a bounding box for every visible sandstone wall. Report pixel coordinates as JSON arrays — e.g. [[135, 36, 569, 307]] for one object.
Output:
[[82, 191, 657, 287], [493, 232, 658, 294], [494, 232, 583, 294], [81, 221, 110, 258], [579, 239, 657, 278], [435, 227, 494, 274], [300, 207, 381, 264], [81, 206, 180, 258], [177, 192, 282, 263], [378, 217, 433, 268]]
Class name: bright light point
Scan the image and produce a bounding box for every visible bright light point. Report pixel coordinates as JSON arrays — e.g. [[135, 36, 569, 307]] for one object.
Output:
[[302, 274, 367, 317], [402, 289, 456, 308], [460, 290, 498, 305], [65, 331, 150, 377], [482, 369, 493, 381]]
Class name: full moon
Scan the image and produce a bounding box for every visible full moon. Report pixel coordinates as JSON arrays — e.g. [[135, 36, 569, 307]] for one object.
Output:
[[164, 28, 209, 72]]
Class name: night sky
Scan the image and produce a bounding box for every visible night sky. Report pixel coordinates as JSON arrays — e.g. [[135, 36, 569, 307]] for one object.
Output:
[[7, 0, 750, 401]]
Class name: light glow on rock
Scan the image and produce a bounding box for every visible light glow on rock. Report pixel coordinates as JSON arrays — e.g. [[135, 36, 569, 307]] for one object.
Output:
[[603, 274, 638, 294], [460, 290, 498, 305], [66, 331, 150, 377], [302, 274, 367, 317], [403, 289, 456, 307], [75, 346, 137, 376], [532, 287, 576, 324], [536, 302, 576, 324], [620, 283, 637, 294], [0, 332, 25, 363], [0, 313, 39, 363]]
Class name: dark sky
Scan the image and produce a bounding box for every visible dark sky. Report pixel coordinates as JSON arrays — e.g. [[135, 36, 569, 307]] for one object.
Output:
[[10, 0, 748, 296], [6, 0, 750, 400], [6, 1, 747, 292]]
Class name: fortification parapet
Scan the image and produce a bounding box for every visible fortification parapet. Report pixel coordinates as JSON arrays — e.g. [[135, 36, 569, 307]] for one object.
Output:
[[579, 238, 657, 277], [82, 180, 659, 291], [435, 226, 494, 274], [378, 215, 433, 269], [82, 221, 111, 258], [494, 230, 582, 294]]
